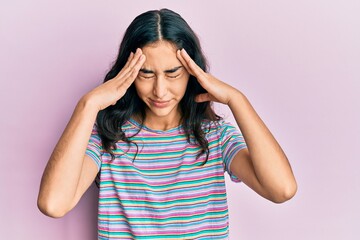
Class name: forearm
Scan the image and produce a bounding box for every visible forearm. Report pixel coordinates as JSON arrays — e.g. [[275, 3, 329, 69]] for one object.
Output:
[[176, 49, 296, 201], [228, 90, 297, 199], [38, 97, 98, 216]]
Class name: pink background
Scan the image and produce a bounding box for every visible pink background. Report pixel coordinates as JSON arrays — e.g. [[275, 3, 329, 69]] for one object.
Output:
[[1, 0, 359, 239]]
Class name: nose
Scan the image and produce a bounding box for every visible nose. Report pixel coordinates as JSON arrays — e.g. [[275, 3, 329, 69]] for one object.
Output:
[[153, 76, 168, 99]]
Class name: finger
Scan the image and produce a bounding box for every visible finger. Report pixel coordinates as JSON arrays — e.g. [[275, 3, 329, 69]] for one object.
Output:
[[111, 52, 145, 88], [195, 93, 212, 103], [116, 51, 135, 78], [113, 59, 143, 98], [122, 52, 134, 70], [127, 48, 143, 69], [131, 54, 146, 78], [117, 48, 143, 79], [122, 54, 146, 88], [118, 54, 144, 85], [179, 49, 207, 80], [119, 48, 142, 77], [177, 50, 193, 75]]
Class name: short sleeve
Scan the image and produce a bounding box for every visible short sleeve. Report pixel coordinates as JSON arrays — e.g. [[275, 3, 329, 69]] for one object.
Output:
[[220, 121, 247, 183], [85, 124, 103, 171]]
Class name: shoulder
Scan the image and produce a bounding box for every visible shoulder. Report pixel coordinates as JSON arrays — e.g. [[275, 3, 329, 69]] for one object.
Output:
[[200, 119, 240, 142], [201, 119, 237, 133]]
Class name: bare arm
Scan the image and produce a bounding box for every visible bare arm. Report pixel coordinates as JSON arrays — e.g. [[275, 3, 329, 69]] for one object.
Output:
[[37, 49, 146, 217], [37, 100, 99, 218], [227, 92, 297, 203], [177, 49, 297, 203]]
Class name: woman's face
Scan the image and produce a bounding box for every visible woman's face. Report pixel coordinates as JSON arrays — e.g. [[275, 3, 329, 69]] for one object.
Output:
[[134, 40, 190, 122]]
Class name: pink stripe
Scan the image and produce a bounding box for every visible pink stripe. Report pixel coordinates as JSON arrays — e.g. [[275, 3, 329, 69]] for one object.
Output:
[[100, 188, 226, 200], [104, 155, 222, 169], [101, 171, 223, 185], [110, 207, 227, 219], [100, 222, 228, 235]]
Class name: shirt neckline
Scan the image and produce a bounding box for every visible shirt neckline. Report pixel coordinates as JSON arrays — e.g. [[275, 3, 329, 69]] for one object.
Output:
[[128, 118, 183, 134]]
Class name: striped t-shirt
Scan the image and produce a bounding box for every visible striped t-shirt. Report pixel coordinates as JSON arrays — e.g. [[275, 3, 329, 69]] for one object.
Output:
[[86, 118, 247, 239]]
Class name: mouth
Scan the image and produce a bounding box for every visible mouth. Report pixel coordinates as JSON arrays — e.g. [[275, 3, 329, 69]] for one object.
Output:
[[150, 99, 171, 108]]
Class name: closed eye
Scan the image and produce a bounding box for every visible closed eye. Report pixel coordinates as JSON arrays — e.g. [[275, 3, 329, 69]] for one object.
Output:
[[167, 75, 180, 79], [140, 75, 155, 79]]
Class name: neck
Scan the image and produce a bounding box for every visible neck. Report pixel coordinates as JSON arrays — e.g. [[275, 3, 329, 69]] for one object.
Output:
[[133, 110, 182, 131]]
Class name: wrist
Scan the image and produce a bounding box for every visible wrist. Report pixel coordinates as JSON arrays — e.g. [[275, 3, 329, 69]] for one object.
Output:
[[78, 94, 101, 114], [227, 89, 246, 107]]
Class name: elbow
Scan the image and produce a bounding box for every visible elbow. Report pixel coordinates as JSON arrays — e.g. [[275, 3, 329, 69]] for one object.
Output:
[[268, 181, 298, 204], [37, 196, 70, 218]]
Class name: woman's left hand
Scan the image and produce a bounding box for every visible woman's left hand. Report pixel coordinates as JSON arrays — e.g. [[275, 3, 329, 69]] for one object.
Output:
[[177, 49, 238, 105]]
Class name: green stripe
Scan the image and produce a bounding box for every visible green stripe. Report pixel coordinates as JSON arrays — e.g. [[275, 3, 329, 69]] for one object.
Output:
[[99, 192, 226, 206], [101, 157, 221, 172], [100, 175, 224, 190], [100, 227, 228, 239], [99, 209, 227, 222], [130, 135, 187, 141]]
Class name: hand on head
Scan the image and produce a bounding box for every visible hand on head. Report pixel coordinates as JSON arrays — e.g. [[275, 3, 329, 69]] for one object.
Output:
[[177, 49, 238, 105], [82, 48, 146, 111]]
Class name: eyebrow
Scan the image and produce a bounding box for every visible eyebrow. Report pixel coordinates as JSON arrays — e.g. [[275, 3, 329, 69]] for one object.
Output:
[[139, 66, 183, 74]]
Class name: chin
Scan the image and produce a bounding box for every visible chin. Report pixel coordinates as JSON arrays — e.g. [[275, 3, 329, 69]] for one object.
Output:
[[149, 108, 174, 117], [146, 103, 180, 119]]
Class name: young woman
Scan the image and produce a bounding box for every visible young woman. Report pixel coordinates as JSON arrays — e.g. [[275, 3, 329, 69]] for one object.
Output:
[[38, 8, 297, 239]]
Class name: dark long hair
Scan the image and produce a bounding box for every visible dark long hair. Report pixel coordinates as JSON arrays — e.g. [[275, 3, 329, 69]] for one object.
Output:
[[96, 8, 221, 161]]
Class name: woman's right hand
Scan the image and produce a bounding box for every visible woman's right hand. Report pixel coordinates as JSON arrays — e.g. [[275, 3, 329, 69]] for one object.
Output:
[[82, 48, 146, 111]]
